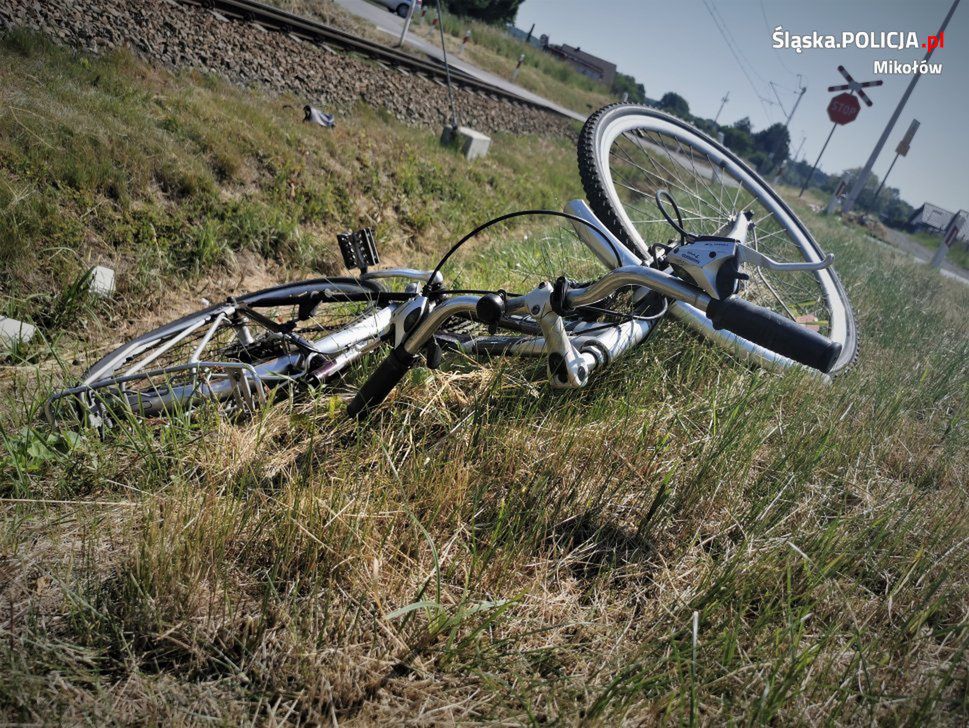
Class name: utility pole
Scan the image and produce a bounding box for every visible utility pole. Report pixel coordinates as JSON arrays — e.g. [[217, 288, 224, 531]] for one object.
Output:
[[771, 80, 806, 174], [396, 0, 417, 47], [872, 118, 920, 209], [714, 92, 729, 123], [784, 83, 806, 129], [842, 0, 960, 212]]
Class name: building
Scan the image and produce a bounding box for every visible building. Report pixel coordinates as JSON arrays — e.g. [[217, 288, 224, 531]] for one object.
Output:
[[908, 202, 954, 233], [908, 202, 969, 243], [543, 42, 616, 87]]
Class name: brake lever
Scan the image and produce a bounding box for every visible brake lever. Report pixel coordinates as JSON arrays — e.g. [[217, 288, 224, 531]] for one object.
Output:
[[736, 244, 834, 273]]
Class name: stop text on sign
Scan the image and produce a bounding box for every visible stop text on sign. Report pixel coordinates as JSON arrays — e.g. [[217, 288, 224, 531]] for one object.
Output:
[[827, 93, 861, 125]]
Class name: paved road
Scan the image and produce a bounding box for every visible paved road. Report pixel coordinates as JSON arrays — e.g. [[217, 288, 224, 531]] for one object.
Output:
[[333, 0, 584, 121], [866, 233, 969, 286]]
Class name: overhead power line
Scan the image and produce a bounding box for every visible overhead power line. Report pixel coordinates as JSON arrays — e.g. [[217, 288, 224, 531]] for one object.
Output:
[[759, 0, 800, 79], [700, 0, 775, 123]]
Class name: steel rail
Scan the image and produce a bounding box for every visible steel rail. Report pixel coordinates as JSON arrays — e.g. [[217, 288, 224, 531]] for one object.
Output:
[[177, 0, 568, 117]]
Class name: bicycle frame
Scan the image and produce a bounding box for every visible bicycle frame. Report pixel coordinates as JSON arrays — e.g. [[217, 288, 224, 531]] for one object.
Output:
[[48, 199, 830, 426]]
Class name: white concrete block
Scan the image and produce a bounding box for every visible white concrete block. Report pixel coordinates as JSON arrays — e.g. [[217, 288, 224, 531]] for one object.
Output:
[[0, 316, 36, 349], [89, 265, 116, 297], [441, 125, 491, 160]]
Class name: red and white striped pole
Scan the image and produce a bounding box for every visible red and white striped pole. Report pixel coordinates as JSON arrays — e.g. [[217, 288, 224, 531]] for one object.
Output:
[[931, 210, 968, 268], [511, 52, 525, 81], [457, 29, 471, 55]]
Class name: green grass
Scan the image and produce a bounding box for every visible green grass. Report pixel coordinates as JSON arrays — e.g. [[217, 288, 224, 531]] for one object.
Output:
[[2, 33, 968, 725], [910, 229, 969, 271], [415, 11, 615, 113], [0, 29, 579, 345], [426, 12, 614, 112]]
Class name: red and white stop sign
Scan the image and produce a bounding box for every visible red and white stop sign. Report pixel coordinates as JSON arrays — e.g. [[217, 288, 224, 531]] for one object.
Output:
[[827, 93, 860, 125]]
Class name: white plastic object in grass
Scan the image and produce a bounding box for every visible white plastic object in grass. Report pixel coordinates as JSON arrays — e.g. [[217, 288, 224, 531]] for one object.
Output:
[[0, 316, 36, 349], [88, 265, 116, 297]]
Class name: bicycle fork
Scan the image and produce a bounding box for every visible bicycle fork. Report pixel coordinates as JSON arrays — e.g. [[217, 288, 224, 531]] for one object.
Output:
[[515, 283, 656, 389]]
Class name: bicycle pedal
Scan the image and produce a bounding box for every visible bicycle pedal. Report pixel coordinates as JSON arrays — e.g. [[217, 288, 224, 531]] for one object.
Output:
[[337, 228, 379, 273], [424, 339, 443, 370]]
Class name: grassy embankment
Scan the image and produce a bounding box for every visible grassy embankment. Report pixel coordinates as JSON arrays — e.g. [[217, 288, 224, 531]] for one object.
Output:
[[2, 31, 968, 725], [414, 10, 615, 113]]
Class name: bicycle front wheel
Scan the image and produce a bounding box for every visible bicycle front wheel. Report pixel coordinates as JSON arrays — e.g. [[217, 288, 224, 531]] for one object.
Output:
[[578, 104, 857, 375]]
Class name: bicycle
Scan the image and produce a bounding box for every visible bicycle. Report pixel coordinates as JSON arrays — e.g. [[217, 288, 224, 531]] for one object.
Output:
[[46, 105, 857, 428]]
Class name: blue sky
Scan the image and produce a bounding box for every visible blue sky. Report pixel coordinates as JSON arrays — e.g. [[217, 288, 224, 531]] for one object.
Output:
[[516, 0, 968, 214]]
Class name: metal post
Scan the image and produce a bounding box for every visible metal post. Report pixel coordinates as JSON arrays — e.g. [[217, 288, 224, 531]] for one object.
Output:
[[771, 84, 806, 173], [825, 174, 849, 215], [931, 210, 967, 268], [435, 0, 459, 130], [456, 29, 470, 56], [799, 123, 837, 197], [785, 85, 806, 129], [396, 0, 417, 47], [842, 0, 961, 212], [714, 92, 729, 123], [871, 152, 900, 207]]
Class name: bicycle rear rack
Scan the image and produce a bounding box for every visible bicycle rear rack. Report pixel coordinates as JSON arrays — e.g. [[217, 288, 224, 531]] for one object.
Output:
[[44, 360, 272, 429]]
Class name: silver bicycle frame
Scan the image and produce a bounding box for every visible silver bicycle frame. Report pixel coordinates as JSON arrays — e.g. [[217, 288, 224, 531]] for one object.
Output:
[[49, 201, 824, 425], [396, 200, 826, 384]]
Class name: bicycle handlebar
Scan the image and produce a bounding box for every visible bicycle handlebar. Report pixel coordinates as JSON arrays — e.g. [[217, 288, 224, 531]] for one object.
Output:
[[705, 296, 842, 373], [348, 264, 842, 417], [565, 267, 841, 372]]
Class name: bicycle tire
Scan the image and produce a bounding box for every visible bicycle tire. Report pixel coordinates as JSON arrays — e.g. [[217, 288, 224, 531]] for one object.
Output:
[[577, 103, 858, 375]]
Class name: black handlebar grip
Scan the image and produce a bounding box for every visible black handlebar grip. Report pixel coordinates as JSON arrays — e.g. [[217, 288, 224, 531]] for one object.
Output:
[[347, 346, 417, 418], [706, 296, 842, 373]]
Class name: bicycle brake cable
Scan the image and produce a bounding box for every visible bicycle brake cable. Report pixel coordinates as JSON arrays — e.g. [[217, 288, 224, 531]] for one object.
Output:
[[424, 210, 624, 296], [654, 190, 694, 245]]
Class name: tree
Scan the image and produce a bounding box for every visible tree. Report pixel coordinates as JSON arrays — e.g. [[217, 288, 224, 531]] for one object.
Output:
[[882, 193, 914, 228], [752, 123, 790, 159], [733, 117, 752, 134], [612, 72, 645, 103], [752, 123, 790, 172], [443, 0, 522, 24], [657, 92, 689, 119], [721, 126, 753, 157]]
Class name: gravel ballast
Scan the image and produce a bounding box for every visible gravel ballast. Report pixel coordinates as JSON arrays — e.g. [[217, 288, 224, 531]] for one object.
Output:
[[0, 0, 574, 137]]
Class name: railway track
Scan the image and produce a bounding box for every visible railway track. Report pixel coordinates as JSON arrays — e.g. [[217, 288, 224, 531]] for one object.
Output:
[[177, 0, 567, 118]]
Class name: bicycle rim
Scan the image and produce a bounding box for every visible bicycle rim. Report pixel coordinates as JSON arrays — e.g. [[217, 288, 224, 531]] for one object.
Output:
[[578, 104, 857, 375]]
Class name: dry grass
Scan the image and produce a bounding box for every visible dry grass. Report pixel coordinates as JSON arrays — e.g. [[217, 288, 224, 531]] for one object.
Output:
[[1, 31, 968, 726]]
